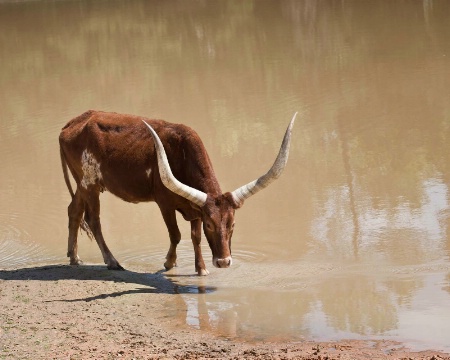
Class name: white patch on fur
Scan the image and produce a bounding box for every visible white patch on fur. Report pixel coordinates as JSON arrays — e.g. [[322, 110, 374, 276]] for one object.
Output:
[[81, 149, 102, 189], [146, 168, 152, 177]]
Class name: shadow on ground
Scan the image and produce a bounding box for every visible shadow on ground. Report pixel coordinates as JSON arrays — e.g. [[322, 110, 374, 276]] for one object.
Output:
[[0, 264, 216, 302]]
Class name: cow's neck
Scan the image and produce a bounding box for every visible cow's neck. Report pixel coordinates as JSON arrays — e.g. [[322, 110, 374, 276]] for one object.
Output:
[[177, 140, 222, 197]]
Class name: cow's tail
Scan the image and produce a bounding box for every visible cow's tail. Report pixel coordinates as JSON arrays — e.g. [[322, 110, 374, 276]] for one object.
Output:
[[60, 147, 75, 198], [60, 147, 94, 241]]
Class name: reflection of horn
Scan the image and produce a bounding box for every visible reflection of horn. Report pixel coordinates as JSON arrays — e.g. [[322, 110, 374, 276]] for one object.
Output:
[[231, 112, 297, 205], [143, 121, 207, 207]]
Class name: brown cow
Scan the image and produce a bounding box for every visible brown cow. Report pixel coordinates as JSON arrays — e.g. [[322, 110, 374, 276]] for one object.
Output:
[[59, 110, 296, 275]]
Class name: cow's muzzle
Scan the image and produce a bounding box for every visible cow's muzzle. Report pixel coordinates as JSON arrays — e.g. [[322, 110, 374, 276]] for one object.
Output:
[[213, 256, 232, 268]]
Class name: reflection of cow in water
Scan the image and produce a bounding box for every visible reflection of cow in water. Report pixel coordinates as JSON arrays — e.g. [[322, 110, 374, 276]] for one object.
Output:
[[59, 110, 296, 275]]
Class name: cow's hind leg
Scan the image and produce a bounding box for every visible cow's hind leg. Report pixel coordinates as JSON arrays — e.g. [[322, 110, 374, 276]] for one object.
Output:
[[160, 208, 181, 271], [67, 189, 85, 265], [191, 219, 209, 276], [85, 191, 124, 270]]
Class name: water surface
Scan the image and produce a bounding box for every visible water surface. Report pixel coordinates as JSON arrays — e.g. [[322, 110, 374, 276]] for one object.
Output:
[[1, 0, 450, 352]]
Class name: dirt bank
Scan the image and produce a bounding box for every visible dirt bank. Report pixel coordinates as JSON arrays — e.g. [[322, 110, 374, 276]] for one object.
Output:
[[0, 265, 448, 360]]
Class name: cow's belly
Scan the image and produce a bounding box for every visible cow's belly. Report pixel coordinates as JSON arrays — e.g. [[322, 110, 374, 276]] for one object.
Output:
[[101, 172, 155, 203]]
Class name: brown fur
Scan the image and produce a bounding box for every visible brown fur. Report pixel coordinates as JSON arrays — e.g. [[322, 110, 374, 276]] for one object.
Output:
[[59, 110, 239, 274]]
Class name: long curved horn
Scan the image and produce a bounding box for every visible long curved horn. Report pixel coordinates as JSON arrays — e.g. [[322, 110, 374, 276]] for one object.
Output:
[[231, 112, 297, 205], [143, 121, 207, 207]]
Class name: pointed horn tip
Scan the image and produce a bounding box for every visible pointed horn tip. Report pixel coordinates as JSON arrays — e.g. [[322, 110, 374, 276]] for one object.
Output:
[[291, 111, 298, 125], [285, 112, 298, 134], [142, 120, 159, 138], [142, 120, 152, 130]]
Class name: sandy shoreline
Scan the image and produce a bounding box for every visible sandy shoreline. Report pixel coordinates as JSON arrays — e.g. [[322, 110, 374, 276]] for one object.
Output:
[[0, 264, 448, 360]]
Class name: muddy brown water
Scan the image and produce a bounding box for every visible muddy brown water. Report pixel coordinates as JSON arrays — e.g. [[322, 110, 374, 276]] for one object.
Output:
[[1, 0, 450, 352]]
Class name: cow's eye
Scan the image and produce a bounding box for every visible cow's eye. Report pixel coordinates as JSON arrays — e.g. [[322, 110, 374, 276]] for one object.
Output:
[[205, 222, 214, 231]]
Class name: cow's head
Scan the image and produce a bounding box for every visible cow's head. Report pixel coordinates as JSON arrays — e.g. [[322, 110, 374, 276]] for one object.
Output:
[[143, 113, 296, 269]]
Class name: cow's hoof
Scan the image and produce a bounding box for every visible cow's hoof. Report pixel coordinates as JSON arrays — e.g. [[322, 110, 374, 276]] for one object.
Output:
[[69, 258, 83, 266], [164, 261, 177, 270], [107, 263, 125, 271], [197, 268, 210, 276]]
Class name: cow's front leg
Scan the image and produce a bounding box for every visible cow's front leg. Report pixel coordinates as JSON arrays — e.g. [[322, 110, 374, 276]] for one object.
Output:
[[161, 209, 181, 270], [191, 219, 209, 276]]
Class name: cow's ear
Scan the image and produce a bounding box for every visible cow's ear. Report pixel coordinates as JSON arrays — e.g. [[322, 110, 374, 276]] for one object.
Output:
[[189, 201, 202, 212], [224, 192, 243, 210]]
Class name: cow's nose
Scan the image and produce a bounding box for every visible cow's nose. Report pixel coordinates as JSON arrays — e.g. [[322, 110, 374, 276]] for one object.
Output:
[[214, 257, 232, 268]]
